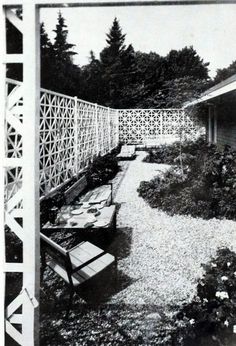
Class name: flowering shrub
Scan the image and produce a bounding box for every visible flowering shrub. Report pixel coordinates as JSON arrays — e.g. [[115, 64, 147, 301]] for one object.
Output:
[[138, 141, 236, 220], [173, 248, 236, 346]]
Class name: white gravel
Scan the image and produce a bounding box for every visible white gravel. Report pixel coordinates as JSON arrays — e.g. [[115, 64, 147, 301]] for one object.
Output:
[[110, 151, 236, 307]]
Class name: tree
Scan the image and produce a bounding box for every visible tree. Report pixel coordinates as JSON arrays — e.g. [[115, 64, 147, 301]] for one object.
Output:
[[214, 60, 236, 84], [100, 17, 126, 67], [80, 51, 105, 103], [50, 11, 80, 96], [165, 46, 209, 80], [40, 22, 54, 89], [99, 18, 136, 108], [6, 9, 22, 81]]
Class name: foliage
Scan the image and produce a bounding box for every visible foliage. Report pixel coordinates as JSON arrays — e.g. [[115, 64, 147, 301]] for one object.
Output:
[[173, 248, 236, 346], [99, 18, 136, 108], [40, 147, 120, 225], [86, 148, 120, 188], [7, 13, 211, 108], [143, 136, 206, 165], [48, 12, 81, 96], [214, 59, 236, 85], [40, 23, 55, 90], [6, 9, 23, 81], [139, 140, 236, 220]]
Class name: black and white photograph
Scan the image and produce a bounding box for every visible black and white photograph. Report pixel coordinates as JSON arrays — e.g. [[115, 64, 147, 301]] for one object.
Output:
[[1, 0, 236, 345]]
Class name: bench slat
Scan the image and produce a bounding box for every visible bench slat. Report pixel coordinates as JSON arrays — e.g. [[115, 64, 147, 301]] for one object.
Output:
[[47, 252, 115, 286], [80, 185, 111, 205], [42, 234, 115, 288]]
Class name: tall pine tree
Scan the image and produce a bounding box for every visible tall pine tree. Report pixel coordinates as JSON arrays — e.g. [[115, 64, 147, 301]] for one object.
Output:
[[100, 17, 135, 108], [50, 11, 80, 95], [40, 22, 55, 89]]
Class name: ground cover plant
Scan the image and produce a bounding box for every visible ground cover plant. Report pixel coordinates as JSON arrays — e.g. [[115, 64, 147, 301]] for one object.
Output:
[[139, 140, 236, 220], [172, 248, 236, 346]]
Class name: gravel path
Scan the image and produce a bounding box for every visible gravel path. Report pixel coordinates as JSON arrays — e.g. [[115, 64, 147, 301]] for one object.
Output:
[[111, 151, 236, 307]]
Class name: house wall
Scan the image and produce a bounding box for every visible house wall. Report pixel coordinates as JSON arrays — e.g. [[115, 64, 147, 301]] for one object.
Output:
[[216, 102, 236, 150]]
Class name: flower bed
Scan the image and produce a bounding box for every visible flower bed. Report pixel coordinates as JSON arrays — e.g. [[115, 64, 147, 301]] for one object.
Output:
[[138, 141, 236, 220]]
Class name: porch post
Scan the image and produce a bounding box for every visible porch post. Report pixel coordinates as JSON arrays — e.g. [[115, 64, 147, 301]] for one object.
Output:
[[213, 106, 217, 144], [208, 106, 212, 143]]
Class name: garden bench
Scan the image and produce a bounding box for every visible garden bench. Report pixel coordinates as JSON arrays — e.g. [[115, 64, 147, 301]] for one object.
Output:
[[40, 232, 115, 289], [117, 145, 136, 160], [65, 174, 113, 205]]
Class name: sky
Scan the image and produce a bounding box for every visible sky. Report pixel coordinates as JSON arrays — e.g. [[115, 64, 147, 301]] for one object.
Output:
[[40, 4, 236, 78]]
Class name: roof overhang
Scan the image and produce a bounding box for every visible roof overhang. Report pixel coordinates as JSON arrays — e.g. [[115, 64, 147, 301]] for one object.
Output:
[[184, 74, 236, 108]]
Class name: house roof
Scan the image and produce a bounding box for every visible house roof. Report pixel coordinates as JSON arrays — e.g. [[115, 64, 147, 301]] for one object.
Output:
[[184, 73, 236, 108]]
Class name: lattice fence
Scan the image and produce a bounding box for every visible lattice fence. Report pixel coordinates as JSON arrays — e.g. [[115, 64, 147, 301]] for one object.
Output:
[[5, 80, 205, 201], [6, 79, 119, 199], [118, 109, 205, 144]]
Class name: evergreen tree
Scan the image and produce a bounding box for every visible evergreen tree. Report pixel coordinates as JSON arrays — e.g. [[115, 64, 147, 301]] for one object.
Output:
[[40, 22, 54, 89], [50, 11, 80, 95], [53, 11, 76, 63], [100, 17, 126, 66], [6, 9, 22, 80], [100, 18, 136, 108], [80, 51, 105, 103]]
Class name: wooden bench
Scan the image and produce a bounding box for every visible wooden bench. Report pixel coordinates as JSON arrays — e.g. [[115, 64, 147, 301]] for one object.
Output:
[[65, 175, 113, 205], [41, 232, 115, 289], [117, 145, 136, 160]]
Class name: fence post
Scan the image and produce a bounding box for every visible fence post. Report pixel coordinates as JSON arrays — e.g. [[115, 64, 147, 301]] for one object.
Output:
[[95, 103, 99, 156], [74, 96, 78, 174], [116, 109, 119, 146], [160, 110, 163, 144], [108, 107, 111, 152]]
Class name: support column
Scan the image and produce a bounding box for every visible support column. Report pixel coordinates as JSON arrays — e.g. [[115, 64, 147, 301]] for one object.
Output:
[[208, 106, 213, 143], [213, 106, 217, 144], [22, 2, 40, 345], [0, 6, 7, 346]]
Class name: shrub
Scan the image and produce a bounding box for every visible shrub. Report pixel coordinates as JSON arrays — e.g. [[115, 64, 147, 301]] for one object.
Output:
[[138, 142, 236, 220], [143, 136, 207, 165], [85, 150, 120, 188], [172, 248, 236, 346]]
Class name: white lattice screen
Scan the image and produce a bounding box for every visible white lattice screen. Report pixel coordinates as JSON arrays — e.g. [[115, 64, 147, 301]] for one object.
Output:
[[118, 109, 205, 144], [6, 79, 119, 199], [5, 80, 205, 201]]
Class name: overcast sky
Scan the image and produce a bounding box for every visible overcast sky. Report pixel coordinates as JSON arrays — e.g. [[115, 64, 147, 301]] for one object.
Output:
[[40, 4, 236, 78]]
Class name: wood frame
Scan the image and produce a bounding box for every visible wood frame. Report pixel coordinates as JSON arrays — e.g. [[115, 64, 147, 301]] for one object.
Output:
[[2, 0, 236, 7], [1, 1, 235, 345], [1, 3, 40, 346]]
